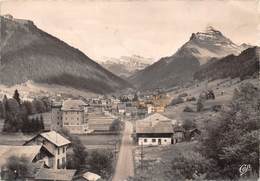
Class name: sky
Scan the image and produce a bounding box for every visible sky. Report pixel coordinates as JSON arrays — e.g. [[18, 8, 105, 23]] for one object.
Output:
[[1, 0, 259, 62]]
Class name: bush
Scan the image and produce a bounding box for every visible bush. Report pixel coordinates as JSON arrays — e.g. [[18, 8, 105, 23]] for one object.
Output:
[[182, 119, 196, 130], [183, 106, 194, 112], [171, 97, 184, 106], [109, 119, 123, 132], [186, 97, 196, 102], [170, 151, 215, 180], [3, 156, 33, 180], [178, 93, 188, 98], [88, 150, 114, 179], [211, 105, 222, 112], [60, 128, 88, 171]]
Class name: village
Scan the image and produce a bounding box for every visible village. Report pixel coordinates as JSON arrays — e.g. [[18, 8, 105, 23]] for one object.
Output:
[[1, 76, 257, 181], [0, 81, 208, 181], [0, 1, 259, 180]]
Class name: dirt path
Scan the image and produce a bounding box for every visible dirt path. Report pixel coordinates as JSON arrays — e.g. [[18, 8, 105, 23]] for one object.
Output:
[[112, 121, 134, 181]]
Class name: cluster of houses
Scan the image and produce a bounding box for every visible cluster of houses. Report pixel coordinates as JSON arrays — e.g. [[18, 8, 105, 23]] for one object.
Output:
[[135, 113, 200, 146], [30, 91, 170, 135], [0, 130, 102, 181]]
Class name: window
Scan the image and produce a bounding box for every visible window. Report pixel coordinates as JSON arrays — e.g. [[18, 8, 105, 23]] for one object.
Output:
[[62, 157, 66, 168], [164, 139, 167, 142], [57, 159, 60, 169], [58, 148, 60, 155], [63, 147, 65, 153], [144, 139, 147, 143], [152, 139, 156, 143]]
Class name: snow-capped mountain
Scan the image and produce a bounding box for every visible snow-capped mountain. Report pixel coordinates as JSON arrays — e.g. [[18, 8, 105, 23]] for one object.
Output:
[[100, 55, 154, 78], [176, 26, 246, 65], [129, 26, 251, 90]]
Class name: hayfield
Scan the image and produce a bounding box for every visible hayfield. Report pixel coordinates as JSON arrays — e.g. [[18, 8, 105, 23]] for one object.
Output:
[[77, 134, 121, 150], [0, 133, 33, 145], [134, 142, 197, 181]]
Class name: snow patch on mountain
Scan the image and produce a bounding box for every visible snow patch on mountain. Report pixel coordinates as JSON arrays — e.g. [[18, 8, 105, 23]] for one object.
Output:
[[99, 55, 154, 78]]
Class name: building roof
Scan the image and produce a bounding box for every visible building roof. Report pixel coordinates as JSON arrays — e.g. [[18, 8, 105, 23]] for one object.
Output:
[[117, 103, 126, 110], [0, 145, 42, 167], [62, 99, 86, 111], [82, 172, 101, 181], [140, 113, 171, 122], [35, 168, 76, 181], [136, 113, 173, 134], [40, 131, 71, 147]]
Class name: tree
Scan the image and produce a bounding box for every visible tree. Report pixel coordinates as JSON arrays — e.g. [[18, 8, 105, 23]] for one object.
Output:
[[60, 128, 88, 170], [170, 97, 184, 106], [200, 83, 260, 179], [0, 101, 5, 118], [133, 93, 139, 102], [196, 97, 204, 112], [3, 156, 33, 180], [88, 150, 113, 179], [23, 101, 33, 115], [109, 119, 122, 132], [39, 115, 45, 130], [171, 151, 214, 180], [13, 90, 21, 105], [32, 99, 46, 114], [182, 119, 196, 130]]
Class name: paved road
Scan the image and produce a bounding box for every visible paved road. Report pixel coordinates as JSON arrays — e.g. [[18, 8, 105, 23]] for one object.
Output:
[[112, 121, 134, 181]]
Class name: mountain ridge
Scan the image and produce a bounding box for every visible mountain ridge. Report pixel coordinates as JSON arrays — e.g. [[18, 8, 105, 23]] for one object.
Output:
[[129, 26, 251, 90], [100, 55, 153, 78], [0, 16, 132, 94], [193, 46, 259, 81]]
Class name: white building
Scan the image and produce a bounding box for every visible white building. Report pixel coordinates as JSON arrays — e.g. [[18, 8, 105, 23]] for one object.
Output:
[[117, 103, 126, 115], [135, 113, 174, 146], [24, 131, 71, 169]]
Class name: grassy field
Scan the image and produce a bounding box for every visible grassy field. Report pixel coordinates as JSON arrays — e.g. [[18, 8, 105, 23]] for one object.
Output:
[[0, 133, 33, 145], [134, 142, 197, 181], [77, 134, 121, 150]]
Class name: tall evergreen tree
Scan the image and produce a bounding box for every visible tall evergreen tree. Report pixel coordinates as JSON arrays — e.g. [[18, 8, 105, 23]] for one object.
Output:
[[13, 90, 21, 105]]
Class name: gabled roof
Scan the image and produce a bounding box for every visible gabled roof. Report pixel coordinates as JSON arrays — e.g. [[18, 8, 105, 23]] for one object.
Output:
[[40, 131, 71, 147], [136, 113, 173, 134], [35, 168, 76, 181], [136, 120, 173, 134], [140, 113, 171, 122], [0, 145, 42, 167], [62, 99, 86, 111]]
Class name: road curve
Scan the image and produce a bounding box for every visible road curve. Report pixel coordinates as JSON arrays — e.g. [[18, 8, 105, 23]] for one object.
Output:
[[112, 121, 134, 181]]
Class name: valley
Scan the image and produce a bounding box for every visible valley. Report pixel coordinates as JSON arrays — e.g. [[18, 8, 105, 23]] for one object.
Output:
[[0, 7, 259, 181]]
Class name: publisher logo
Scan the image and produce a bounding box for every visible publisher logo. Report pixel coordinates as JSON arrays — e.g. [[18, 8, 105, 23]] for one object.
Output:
[[239, 164, 251, 176]]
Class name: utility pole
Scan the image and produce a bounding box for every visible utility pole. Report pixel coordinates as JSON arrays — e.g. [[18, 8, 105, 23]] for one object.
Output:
[[140, 142, 144, 172], [114, 140, 118, 159]]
